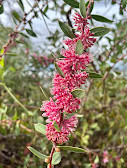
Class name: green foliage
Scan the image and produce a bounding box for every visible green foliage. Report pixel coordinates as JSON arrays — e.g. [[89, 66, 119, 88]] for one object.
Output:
[[75, 40, 83, 55], [57, 146, 86, 153], [52, 152, 61, 165], [91, 14, 113, 23], [88, 71, 102, 78], [34, 123, 46, 135], [79, 0, 86, 18], [90, 27, 111, 36], [18, 0, 24, 11], [58, 21, 75, 38], [12, 11, 21, 22], [71, 89, 85, 98], [26, 29, 37, 37], [53, 121, 60, 132], [63, 0, 79, 8], [0, 4, 4, 14], [40, 87, 50, 100], [27, 147, 48, 159], [55, 62, 65, 77]]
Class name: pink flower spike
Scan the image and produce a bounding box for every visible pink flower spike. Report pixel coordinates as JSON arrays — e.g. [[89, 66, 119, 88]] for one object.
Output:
[[41, 12, 96, 144]]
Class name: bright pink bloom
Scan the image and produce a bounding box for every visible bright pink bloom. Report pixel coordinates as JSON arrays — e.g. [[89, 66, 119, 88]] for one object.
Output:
[[41, 12, 96, 144]]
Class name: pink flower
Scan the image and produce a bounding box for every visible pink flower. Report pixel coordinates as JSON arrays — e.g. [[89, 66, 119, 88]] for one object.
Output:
[[103, 151, 109, 163]]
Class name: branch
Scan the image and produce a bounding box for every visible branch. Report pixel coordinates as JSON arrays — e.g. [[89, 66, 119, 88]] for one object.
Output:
[[0, 83, 29, 114], [103, 54, 127, 80]]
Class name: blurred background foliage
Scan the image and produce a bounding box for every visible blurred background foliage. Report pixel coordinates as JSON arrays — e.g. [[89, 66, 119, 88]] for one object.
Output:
[[0, 0, 127, 167]]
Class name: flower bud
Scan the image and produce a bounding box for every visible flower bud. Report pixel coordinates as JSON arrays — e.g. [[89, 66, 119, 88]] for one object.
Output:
[[45, 157, 50, 163], [55, 147, 60, 152]]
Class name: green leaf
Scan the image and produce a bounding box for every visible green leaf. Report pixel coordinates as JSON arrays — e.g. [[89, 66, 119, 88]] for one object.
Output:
[[75, 40, 83, 55], [71, 89, 85, 98], [18, 0, 24, 11], [88, 71, 102, 78], [55, 62, 65, 78], [26, 29, 37, 37], [0, 4, 4, 14], [90, 27, 111, 36], [57, 146, 86, 153], [40, 87, 50, 100], [0, 57, 4, 79], [12, 11, 21, 22], [63, 0, 79, 8], [91, 15, 113, 23], [5, 53, 17, 56], [44, 5, 48, 14], [34, 123, 46, 135], [19, 32, 29, 38], [79, 0, 86, 18], [54, 121, 60, 132], [0, 57, 4, 68], [51, 53, 57, 60], [52, 152, 61, 165], [27, 147, 47, 159], [58, 21, 75, 39], [122, 0, 127, 8]]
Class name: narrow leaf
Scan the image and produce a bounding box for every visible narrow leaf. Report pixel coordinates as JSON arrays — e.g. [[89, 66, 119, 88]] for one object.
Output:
[[18, 0, 24, 11], [27, 147, 47, 159], [90, 27, 111, 36], [34, 123, 46, 135], [52, 152, 61, 165], [0, 57, 4, 78], [63, 0, 79, 8], [75, 40, 83, 55], [26, 29, 37, 37], [57, 146, 86, 153], [91, 15, 113, 23], [55, 62, 65, 78], [19, 32, 29, 38], [0, 4, 4, 14], [5, 53, 17, 56], [0, 57, 4, 68], [40, 86, 50, 100], [12, 11, 21, 21], [51, 53, 57, 60], [79, 0, 86, 18], [54, 121, 60, 132], [58, 21, 75, 39], [71, 89, 85, 98], [44, 5, 48, 14], [87, 71, 102, 78]]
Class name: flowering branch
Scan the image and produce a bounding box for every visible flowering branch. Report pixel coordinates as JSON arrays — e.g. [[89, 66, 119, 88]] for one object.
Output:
[[28, 0, 112, 167]]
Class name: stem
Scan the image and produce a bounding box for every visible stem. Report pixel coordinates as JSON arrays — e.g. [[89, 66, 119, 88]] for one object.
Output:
[[49, 142, 56, 168], [0, 82, 29, 114], [86, 0, 94, 17]]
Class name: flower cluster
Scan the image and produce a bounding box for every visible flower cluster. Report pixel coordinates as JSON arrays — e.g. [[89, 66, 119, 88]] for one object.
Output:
[[41, 12, 96, 144]]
